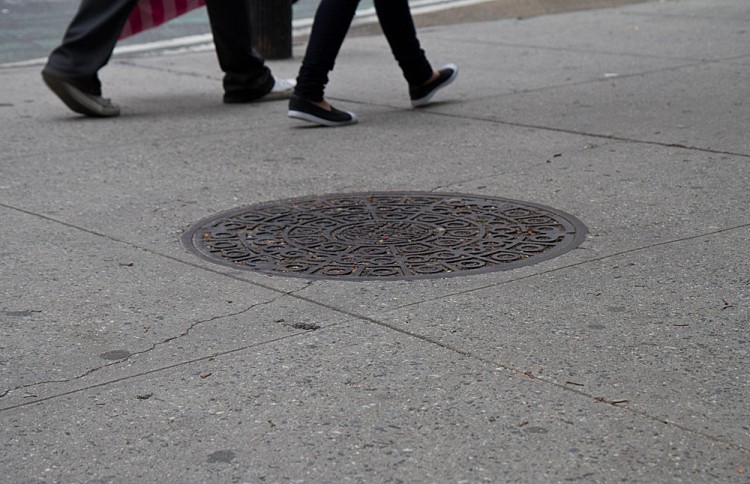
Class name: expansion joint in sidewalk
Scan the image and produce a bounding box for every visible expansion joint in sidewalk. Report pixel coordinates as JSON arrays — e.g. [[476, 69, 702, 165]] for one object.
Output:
[[387, 221, 750, 310], [435, 110, 750, 159]]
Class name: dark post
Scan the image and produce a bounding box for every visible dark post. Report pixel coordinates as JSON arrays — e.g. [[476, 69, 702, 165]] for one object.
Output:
[[247, 0, 292, 60]]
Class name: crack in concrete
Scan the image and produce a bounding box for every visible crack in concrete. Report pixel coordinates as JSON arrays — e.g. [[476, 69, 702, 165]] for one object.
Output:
[[0, 283, 312, 401], [0, 324, 342, 413]]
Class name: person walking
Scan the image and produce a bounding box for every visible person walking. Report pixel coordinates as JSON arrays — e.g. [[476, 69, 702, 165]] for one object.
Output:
[[288, 0, 457, 127], [42, 0, 294, 117]]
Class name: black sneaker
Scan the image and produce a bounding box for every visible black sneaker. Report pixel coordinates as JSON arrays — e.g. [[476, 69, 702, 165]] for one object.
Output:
[[409, 63, 458, 108], [41, 71, 120, 117], [224, 77, 295, 104], [288, 94, 358, 127]]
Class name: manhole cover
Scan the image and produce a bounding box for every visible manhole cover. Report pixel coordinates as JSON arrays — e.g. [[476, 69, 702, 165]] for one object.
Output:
[[182, 192, 587, 280]]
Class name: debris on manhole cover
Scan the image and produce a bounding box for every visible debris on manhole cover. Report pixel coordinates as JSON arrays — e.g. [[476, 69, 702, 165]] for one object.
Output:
[[181, 192, 586, 281]]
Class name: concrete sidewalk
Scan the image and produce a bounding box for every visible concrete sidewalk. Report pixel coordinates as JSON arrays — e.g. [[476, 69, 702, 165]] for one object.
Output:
[[1, 0, 748, 482]]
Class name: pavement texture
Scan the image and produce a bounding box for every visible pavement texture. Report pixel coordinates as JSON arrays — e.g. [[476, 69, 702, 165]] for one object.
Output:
[[1, 0, 749, 482]]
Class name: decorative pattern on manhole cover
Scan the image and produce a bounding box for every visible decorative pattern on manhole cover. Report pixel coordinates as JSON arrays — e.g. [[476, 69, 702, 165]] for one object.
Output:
[[182, 192, 587, 280]]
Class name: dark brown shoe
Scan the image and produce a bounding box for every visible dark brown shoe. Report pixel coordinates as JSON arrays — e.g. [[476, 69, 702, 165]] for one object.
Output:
[[42, 71, 120, 117]]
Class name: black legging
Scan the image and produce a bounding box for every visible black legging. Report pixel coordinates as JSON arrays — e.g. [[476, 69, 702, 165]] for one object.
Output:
[[295, 0, 434, 102]]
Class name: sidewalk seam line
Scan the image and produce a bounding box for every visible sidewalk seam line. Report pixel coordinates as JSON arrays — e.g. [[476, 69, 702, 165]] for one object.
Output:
[[386, 221, 750, 311], [436, 111, 750, 159]]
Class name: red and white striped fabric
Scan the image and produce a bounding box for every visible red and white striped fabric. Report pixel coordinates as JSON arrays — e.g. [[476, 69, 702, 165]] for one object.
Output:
[[119, 0, 206, 39]]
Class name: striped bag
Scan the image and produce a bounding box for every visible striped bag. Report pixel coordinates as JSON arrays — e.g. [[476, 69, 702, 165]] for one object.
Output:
[[119, 0, 206, 39]]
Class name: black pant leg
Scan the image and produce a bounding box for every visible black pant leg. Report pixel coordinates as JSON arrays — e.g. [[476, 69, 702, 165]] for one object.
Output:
[[44, 0, 139, 94], [205, 0, 274, 99], [374, 0, 433, 86], [294, 0, 360, 102]]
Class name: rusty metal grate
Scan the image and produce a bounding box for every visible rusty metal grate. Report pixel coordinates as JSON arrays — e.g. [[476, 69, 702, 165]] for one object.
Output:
[[181, 192, 587, 280]]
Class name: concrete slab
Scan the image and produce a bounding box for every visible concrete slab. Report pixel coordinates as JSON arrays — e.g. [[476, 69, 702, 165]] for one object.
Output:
[[427, 0, 750, 62], [323, 32, 693, 106], [1, 323, 747, 482], [622, 0, 750, 20], [441, 61, 750, 155], [376, 227, 750, 448], [0, 207, 340, 408]]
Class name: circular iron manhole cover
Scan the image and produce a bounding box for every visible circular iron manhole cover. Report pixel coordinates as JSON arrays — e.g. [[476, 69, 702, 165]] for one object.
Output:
[[182, 192, 587, 281]]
